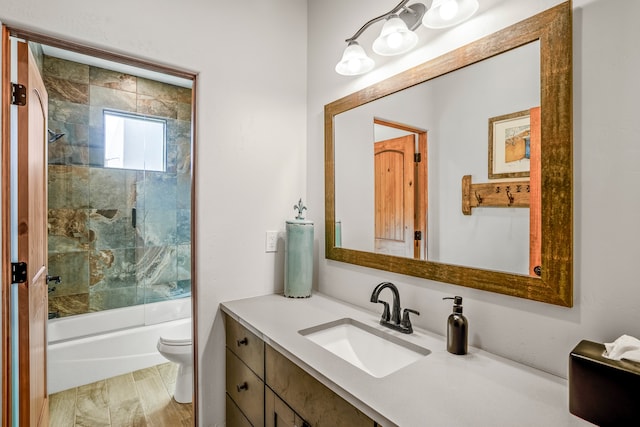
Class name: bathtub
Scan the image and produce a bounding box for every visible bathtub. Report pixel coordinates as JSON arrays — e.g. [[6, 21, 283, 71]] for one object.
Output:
[[47, 297, 192, 394]]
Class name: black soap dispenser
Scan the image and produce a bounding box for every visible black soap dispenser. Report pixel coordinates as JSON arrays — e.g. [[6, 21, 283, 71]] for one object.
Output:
[[443, 296, 468, 355]]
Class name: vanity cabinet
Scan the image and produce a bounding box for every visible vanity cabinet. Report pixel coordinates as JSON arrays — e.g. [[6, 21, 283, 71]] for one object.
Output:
[[265, 344, 376, 427], [265, 387, 309, 427], [225, 313, 265, 427], [224, 313, 379, 427]]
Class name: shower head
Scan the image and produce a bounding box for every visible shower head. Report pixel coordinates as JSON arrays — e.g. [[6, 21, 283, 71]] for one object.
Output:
[[47, 129, 65, 143]]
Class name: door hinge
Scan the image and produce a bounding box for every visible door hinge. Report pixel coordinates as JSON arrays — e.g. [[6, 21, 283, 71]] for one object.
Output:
[[11, 83, 27, 106], [414, 153, 421, 162], [11, 262, 27, 283], [414, 231, 422, 241]]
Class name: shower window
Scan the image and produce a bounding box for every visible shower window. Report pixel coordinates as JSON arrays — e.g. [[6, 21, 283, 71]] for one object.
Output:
[[104, 110, 166, 171]]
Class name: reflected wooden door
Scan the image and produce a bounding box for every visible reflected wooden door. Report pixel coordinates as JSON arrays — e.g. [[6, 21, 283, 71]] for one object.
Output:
[[16, 40, 49, 427], [374, 135, 415, 257]]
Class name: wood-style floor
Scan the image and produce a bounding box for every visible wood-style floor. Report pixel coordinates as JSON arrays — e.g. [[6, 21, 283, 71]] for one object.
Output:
[[49, 363, 193, 427]]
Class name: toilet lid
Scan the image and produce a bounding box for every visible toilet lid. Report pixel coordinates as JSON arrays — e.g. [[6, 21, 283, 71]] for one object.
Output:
[[159, 336, 191, 346]]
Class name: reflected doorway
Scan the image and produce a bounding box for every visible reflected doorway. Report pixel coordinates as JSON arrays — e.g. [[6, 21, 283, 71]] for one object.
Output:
[[374, 118, 427, 260]]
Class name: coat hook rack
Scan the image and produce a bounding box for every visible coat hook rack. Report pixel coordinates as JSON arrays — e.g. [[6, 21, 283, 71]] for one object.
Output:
[[462, 175, 530, 215]]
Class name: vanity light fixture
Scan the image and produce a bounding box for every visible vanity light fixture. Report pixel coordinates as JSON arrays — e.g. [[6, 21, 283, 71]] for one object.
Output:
[[335, 0, 479, 76], [422, 0, 479, 29]]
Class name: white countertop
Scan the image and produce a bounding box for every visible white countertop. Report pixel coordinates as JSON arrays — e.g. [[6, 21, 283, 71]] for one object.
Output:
[[220, 293, 591, 427]]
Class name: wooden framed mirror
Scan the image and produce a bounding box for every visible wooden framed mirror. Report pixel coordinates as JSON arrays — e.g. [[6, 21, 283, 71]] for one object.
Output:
[[325, 2, 572, 306]]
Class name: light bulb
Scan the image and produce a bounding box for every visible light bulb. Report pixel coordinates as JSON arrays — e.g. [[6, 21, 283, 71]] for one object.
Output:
[[386, 32, 403, 49], [372, 15, 418, 56], [335, 41, 375, 76], [422, 0, 479, 29], [439, 0, 459, 21], [347, 58, 361, 74]]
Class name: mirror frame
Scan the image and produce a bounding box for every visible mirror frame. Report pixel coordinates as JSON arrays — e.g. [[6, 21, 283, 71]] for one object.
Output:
[[325, 2, 572, 306]]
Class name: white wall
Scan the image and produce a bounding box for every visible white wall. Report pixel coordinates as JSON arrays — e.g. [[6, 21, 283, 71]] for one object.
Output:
[[309, 0, 640, 379], [0, 0, 307, 425]]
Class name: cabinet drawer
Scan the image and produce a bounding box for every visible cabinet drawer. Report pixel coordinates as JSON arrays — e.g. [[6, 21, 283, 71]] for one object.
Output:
[[226, 348, 264, 426], [224, 312, 264, 379], [226, 394, 253, 427], [265, 344, 375, 427]]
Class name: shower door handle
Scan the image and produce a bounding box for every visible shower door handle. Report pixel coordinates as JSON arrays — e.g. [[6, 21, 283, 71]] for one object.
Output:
[[132, 208, 137, 228]]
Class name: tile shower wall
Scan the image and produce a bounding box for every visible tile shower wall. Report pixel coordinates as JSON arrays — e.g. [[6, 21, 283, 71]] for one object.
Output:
[[44, 55, 192, 317]]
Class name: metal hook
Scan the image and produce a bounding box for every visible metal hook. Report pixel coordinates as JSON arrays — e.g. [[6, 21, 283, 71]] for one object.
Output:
[[474, 191, 483, 205], [506, 187, 514, 206]]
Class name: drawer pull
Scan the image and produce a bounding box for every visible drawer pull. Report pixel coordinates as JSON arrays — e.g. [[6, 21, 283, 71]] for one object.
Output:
[[237, 337, 248, 346], [236, 382, 248, 392]]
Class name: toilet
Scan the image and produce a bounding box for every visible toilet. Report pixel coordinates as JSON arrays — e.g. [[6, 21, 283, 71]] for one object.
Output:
[[157, 319, 193, 403]]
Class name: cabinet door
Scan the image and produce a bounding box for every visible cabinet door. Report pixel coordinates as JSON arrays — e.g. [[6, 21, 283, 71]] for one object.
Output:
[[265, 345, 375, 427], [226, 394, 253, 427], [266, 387, 310, 427]]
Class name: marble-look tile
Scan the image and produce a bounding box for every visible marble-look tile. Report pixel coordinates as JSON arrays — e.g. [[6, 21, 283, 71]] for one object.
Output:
[[44, 75, 89, 104], [176, 140, 192, 174], [48, 293, 89, 318], [89, 105, 105, 128], [137, 77, 192, 104], [177, 173, 191, 210], [136, 245, 177, 286], [89, 287, 137, 312], [137, 94, 177, 119], [143, 209, 177, 246], [144, 172, 176, 210], [75, 380, 110, 427], [48, 208, 92, 253], [177, 102, 192, 121], [48, 251, 90, 296], [165, 142, 177, 173], [90, 67, 137, 93], [176, 244, 191, 280], [90, 85, 137, 111], [167, 119, 191, 144], [29, 42, 44, 73], [44, 55, 89, 84], [89, 248, 136, 289], [48, 165, 90, 209], [176, 210, 191, 245], [89, 209, 137, 250], [48, 119, 89, 147], [176, 280, 191, 296], [89, 168, 128, 209], [48, 98, 90, 125]]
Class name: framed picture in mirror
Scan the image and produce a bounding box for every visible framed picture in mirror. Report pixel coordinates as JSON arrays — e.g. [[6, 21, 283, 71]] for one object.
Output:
[[488, 109, 533, 179]]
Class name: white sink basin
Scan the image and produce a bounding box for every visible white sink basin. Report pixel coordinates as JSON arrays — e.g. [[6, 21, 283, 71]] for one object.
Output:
[[299, 318, 430, 378]]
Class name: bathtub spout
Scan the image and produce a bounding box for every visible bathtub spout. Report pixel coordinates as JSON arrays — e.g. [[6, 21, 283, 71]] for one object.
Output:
[[48, 311, 60, 320]]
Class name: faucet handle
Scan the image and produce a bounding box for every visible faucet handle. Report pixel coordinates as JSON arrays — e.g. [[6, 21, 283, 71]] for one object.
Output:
[[375, 300, 391, 322], [401, 308, 420, 332]]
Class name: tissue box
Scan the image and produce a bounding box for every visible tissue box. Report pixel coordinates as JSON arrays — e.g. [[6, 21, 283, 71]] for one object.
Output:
[[569, 340, 640, 426]]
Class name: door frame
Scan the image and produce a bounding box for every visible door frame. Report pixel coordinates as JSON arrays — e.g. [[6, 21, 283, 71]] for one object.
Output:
[[374, 118, 428, 260], [1, 25, 199, 426]]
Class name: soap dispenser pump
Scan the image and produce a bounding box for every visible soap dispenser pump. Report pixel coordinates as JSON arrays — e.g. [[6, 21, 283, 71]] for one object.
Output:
[[443, 296, 468, 355]]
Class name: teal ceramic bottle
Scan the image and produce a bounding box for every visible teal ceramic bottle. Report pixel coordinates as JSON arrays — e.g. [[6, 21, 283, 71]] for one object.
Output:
[[284, 199, 313, 298]]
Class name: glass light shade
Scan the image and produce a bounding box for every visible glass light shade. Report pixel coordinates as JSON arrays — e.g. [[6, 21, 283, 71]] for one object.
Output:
[[335, 41, 375, 76], [422, 0, 479, 29], [372, 15, 419, 56]]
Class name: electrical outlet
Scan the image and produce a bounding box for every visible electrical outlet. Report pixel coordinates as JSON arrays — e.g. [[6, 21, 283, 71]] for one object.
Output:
[[265, 231, 278, 252]]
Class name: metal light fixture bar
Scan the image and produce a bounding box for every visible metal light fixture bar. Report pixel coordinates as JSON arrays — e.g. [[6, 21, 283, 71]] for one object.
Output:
[[344, 0, 426, 43], [336, 0, 479, 76]]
